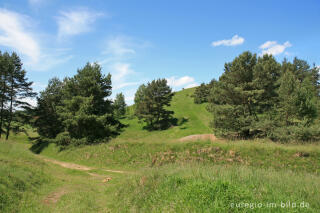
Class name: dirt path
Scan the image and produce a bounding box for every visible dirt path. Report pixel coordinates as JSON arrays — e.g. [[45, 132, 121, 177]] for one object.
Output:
[[41, 157, 92, 171], [37, 155, 129, 174], [178, 134, 216, 142], [38, 155, 127, 208]]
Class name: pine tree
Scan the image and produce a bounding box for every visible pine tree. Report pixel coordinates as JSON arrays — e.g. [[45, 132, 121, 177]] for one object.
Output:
[[134, 79, 174, 130], [253, 54, 281, 112], [0, 52, 10, 137], [207, 51, 319, 141], [208, 51, 258, 137], [193, 83, 210, 104], [5, 53, 36, 140], [34, 78, 64, 138], [114, 93, 126, 118], [55, 62, 121, 144], [277, 70, 299, 125]]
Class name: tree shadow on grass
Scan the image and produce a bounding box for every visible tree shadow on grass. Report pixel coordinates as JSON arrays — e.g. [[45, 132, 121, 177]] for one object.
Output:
[[29, 122, 130, 153], [29, 138, 51, 154], [142, 116, 189, 131]]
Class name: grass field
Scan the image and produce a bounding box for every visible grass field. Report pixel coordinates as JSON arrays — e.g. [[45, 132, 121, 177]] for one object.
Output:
[[1, 88, 320, 212]]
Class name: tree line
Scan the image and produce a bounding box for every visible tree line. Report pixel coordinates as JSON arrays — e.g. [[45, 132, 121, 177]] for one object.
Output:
[[33, 63, 128, 147], [0, 51, 35, 140], [3, 50, 319, 145], [34, 64, 174, 146], [0, 50, 174, 147], [194, 51, 320, 141]]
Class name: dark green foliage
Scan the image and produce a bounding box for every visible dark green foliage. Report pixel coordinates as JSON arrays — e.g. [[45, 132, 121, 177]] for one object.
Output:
[[0, 52, 10, 136], [208, 51, 259, 138], [0, 51, 36, 139], [34, 78, 64, 138], [34, 62, 122, 146], [253, 54, 281, 112], [208, 51, 319, 141], [193, 83, 209, 104], [134, 79, 174, 130], [134, 84, 147, 105], [193, 80, 217, 104], [114, 92, 126, 118]]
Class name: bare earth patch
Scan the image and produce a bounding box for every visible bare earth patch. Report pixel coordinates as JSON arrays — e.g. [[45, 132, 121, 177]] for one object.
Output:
[[41, 157, 91, 170], [36, 155, 130, 174], [178, 134, 216, 142], [43, 188, 67, 206]]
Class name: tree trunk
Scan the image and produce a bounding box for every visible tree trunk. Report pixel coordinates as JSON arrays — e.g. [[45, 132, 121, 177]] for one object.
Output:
[[0, 75, 7, 138], [5, 77, 13, 140]]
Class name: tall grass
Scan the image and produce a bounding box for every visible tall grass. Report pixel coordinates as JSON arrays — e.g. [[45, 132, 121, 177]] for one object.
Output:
[[113, 164, 320, 212], [0, 141, 52, 212]]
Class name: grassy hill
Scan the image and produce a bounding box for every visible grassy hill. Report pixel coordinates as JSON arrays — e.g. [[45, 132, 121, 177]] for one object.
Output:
[[117, 87, 212, 142], [1, 87, 320, 212]]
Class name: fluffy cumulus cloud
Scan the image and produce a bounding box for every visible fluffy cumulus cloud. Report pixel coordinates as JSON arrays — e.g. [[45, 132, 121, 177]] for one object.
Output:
[[0, 9, 40, 63], [259, 41, 292, 56], [166, 76, 198, 90], [212, 35, 244, 47], [57, 8, 103, 37]]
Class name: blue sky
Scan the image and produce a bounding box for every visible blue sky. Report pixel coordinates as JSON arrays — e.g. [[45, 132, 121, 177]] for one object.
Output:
[[0, 0, 319, 104]]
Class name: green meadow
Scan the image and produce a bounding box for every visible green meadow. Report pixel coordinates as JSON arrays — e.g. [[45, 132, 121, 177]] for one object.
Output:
[[1, 88, 320, 212]]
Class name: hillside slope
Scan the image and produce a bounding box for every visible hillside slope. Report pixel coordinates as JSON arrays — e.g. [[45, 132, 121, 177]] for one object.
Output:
[[115, 87, 212, 143]]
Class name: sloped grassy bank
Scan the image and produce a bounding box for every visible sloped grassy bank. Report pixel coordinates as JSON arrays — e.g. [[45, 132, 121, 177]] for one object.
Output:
[[35, 139, 320, 174], [112, 164, 320, 212]]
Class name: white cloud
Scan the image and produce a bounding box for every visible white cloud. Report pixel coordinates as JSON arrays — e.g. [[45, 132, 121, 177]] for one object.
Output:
[[99, 36, 149, 91], [259, 41, 292, 56], [185, 83, 198, 89], [99, 36, 151, 104], [212, 35, 244, 47], [0, 9, 72, 71], [108, 63, 142, 91], [167, 76, 195, 87], [112, 63, 134, 82], [166, 76, 198, 91], [0, 9, 40, 63], [104, 36, 136, 57], [259, 41, 276, 49], [21, 97, 37, 107], [57, 8, 103, 37], [113, 82, 140, 90]]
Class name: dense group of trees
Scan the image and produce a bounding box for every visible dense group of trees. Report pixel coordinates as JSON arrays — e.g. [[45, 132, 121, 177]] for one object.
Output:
[[193, 80, 217, 104], [205, 51, 320, 141], [0, 51, 36, 140], [0, 51, 175, 146], [134, 79, 174, 130], [34, 63, 123, 147]]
